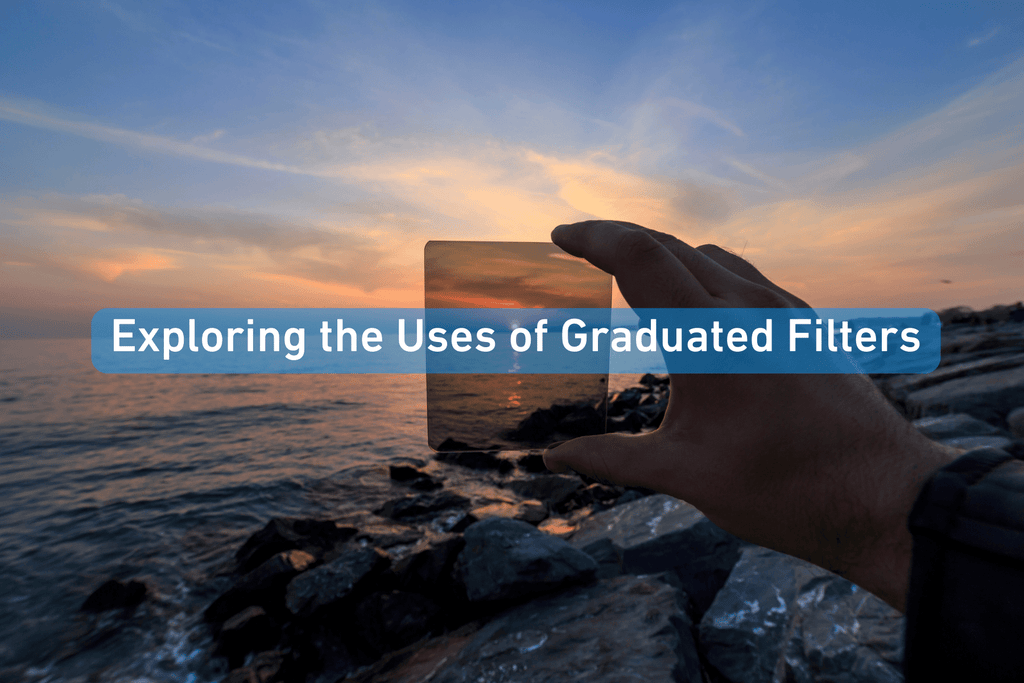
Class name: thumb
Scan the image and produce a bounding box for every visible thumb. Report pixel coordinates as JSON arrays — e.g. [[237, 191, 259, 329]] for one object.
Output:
[[543, 432, 661, 489]]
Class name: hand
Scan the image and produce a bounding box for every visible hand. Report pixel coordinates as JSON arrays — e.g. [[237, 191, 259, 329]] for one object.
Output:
[[544, 220, 955, 611]]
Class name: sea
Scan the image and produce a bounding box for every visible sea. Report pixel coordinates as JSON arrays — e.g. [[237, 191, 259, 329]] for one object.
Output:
[[0, 339, 636, 682]]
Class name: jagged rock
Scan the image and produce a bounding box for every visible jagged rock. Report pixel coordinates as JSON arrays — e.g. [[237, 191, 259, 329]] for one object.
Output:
[[376, 491, 471, 520], [470, 500, 548, 524], [457, 518, 597, 602], [354, 590, 444, 655], [345, 575, 703, 683], [284, 546, 388, 616], [235, 518, 356, 574], [607, 409, 648, 433], [1008, 406, 1024, 439], [569, 494, 742, 617], [434, 449, 513, 472], [217, 606, 279, 667], [509, 474, 585, 509], [700, 546, 904, 683], [205, 550, 316, 622], [80, 578, 146, 613], [508, 408, 558, 441], [903, 365, 1024, 426], [557, 405, 604, 436], [354, 522, 423, 549]]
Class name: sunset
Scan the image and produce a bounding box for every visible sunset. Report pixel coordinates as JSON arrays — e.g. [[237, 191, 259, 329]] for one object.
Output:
[[2, 3, 1023, 682]]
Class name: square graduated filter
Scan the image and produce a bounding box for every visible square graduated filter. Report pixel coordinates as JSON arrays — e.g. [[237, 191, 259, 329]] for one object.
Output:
[[424, 241, 612, 451]]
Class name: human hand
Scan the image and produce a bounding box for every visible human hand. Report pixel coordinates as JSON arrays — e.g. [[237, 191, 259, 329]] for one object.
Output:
[[544, 220, 955, 611]]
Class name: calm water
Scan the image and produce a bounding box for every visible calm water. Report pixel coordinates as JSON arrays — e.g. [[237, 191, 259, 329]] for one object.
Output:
[[0, 339, 636, 682]]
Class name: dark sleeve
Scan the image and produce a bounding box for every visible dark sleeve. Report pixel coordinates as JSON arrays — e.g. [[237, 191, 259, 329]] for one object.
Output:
[[905, 446, 1024, 682]]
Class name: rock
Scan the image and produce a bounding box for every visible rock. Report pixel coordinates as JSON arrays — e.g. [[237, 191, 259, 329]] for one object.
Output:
[[457, 518, 597, 602], [376, 491, 471, 520], [912, 412, 1007, 440], [389, 464, 429, 481], [205, 549, 317, 622], [882, 354, 1024, 403], [345, 575, 702, 683], [354, 522, 423, 549], [285, 546, 389, 616], [80, 578, 146, 613], [608, 388, 645, 416], [508, 408, 558, 442], [217, 606, 279, 667], [392, 534, 466, 595], [607, 409, 648, 433], [1008, 406, 1024, 439], [470, 500, 548, 524], [235, 517, 356, 574], [700, 546, 904, 683], [569, 494, 742, 617], [434, 449, 513, 472], [354, 590, 444, 655], [639, 372, 670, 387], [435, 438, 471, 451], [903, 365, 1024, 427], [509, 474, 585, 509], [557, 405, 605, 436], [941, 435, 1019, 452]]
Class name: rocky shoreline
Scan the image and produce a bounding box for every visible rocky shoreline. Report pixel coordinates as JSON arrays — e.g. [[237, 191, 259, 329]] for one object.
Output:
[[79, 302, 1024, 683]]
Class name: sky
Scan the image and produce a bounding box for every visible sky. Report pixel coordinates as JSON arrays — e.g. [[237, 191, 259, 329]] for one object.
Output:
[[1, 0, 1022, 338]]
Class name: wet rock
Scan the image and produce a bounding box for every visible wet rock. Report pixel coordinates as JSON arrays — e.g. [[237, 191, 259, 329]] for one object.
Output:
[[217, 606, 279, 667], [345, 575, 702, 683], [205, 550, 316, 622], [434, 449, 513, 472], [353, 521, 423, 550], [1008, 406, 1024, 439], [376, 491, 471, 520], [508, 408, 559, 442], [285, 546, 389, 616], [389, 464, 429, 481], [700, 546, 903, 683], [457, 518, 597, 602], [80, 578, 147, 613], [235, 517, 356, 574], [469, 500, 548, 524], [435, 437, 471, 451], [354, 590, 444, 655], [509, 474, 585, 509], [557, 404, 604, 436], [569, 494, 742, 617], [903, 364, 1024, 426]]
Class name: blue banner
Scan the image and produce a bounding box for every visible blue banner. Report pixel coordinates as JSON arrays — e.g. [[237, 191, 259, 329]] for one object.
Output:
[[91, 308, 940, 374]]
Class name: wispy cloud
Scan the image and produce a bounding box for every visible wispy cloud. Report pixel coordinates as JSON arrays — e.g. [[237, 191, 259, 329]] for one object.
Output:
[[968, 27, 1000, 47]]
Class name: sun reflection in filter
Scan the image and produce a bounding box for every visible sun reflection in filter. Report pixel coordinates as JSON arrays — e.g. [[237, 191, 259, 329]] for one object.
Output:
[[424, 240, 612, 451]]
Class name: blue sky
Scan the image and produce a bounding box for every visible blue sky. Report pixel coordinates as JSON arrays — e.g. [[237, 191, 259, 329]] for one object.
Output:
[[2, 1, 1022, 336]]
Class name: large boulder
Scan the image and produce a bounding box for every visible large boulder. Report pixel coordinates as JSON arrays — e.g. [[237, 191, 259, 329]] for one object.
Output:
[[569, 493, 742, 616], [456, 518, 597, 602], [346, 575, 704, 683], [284, 547, 389, 616], [700, 546, 904, 683]]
